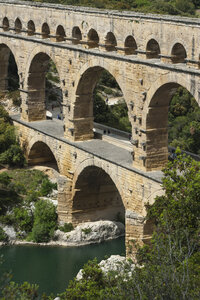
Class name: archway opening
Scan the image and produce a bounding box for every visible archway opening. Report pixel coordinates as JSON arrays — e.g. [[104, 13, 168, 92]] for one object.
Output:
[[0, 44, 20, 108], [171, 43, 187, 63], [14, 18, 22, 34], [72, 166, 125, 225], [27, 20, 35, 36], [124, 36, 137, 55], [146, 39, 160, 59], [72, 27, 82, 44], [72, 67, 131, 143], [27, 53, 63, 121], [42, 23, 50, 39], [2, 17, 9, 31], [105, 32, 117, 51], [87, 29, 99, 48], [146, 83, 200, 170], [28, 141, 58, 170], [56, 25, 66, 42]]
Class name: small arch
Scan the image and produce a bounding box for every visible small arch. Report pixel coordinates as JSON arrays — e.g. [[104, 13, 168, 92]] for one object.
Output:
[[124, 35, 137, 55], [27, 20, 35, 36], [14, 18, 22, 34], [2, 17, 9, 31], [72, 26, 82, 44], [72, 166, 125, 224], [87, 29, 99, 48], [28, 141, 58, 171], [41, 23, 50, 39], [105, 32, 117, 51], [146, 39, 160, 59], [171, 43, 187, 63], [56, 25, 66, 42]]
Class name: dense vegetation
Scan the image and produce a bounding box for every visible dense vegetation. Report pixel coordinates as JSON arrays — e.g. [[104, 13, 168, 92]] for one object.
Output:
[[169, 87, 200, 154], [0, 152, 199, 299], [0, 106, 25, 167], [0, 169, 57, 243], [23, 0, 200, 17]]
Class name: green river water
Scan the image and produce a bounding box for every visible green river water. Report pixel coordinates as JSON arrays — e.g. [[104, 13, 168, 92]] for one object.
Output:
[[0, 237, 125, 296]]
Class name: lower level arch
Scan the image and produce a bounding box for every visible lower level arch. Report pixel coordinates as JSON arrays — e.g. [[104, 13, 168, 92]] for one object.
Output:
[[71, 164, 125, 225], [27, 141, 59, 171]]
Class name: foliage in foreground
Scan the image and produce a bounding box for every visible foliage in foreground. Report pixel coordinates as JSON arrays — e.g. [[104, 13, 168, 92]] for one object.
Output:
[[0, 169, 57, 242]]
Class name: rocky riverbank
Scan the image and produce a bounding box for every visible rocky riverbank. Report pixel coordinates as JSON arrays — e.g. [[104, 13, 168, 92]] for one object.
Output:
[[0, 220, 125, 247], [76, 254, 135, 280]]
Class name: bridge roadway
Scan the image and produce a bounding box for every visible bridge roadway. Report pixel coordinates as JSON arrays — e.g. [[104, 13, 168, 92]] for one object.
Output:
[[11, 114, 163, 184]]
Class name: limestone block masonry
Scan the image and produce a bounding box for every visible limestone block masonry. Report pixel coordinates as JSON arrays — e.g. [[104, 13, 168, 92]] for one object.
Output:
[[1, 0, 200, 257]]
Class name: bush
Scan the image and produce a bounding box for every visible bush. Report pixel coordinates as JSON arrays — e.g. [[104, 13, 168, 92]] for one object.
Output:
[[1, 281, 39, 300], [13, 207, 33, 233], [0, 226, 8, 242], [31, 199, 57, 243], [82, 227, 92, 235], [40, 179, 57, 196], [0, 144, 25, 167], [59, 223, 74, 233]]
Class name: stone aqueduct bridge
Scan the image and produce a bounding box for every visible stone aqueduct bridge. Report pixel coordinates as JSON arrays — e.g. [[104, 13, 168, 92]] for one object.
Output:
[[1, 0, 200, 256]]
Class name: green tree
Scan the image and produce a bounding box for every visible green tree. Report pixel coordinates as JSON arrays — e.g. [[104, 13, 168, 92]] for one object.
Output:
[[30, 199, 57, 242]]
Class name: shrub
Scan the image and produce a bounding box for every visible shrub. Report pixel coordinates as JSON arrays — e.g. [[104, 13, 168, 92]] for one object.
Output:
[[31, 199, 57, 243], [59, 223, 74, 233], [1, 281, 39, 300], [0, 226, 8, 242], [0, 144, 25, 167], [13, 207, 33, 233], [82, 227, 92, 235], [40, 179, 57, 196]]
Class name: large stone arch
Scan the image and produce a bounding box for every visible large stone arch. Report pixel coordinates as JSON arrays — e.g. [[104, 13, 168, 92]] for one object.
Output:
[[73, 158, 125, 202], [142, 72, 199, 171], [67, 58, 131, 141], [27, 137, 60, 172], [0, 42, 20, 92], [23, 46, 63, 122], [71, 158, 125, 224], [24, 46, 62, 89]]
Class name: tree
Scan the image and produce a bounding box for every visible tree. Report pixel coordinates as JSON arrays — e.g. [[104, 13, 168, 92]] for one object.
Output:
[[30, 199, 57, 243]]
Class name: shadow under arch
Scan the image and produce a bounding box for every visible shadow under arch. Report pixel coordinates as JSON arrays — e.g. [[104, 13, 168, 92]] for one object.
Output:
[[145, 82, 198, 170], [72, 165, 125, 225], [171, 43, 187, 64], [71, 65, 130, 141], [26, 51, 63, 121], [2, 17, 9, 31], [28, 141, 59, 171], [15, 18, 22, 34], [0, 43, 19, 92], [27, 20, 35, 36], [146, 38, 160, 59]]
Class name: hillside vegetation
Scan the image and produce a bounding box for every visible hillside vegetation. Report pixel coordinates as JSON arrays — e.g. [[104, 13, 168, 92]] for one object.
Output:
[[23, 0, 200, 17]]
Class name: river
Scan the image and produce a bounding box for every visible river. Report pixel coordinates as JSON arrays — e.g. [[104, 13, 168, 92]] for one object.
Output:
[[0, 237, 125, 296]]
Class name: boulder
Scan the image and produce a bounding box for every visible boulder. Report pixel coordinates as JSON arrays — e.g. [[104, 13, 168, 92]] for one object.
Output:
[[54, 220, 125, 246]]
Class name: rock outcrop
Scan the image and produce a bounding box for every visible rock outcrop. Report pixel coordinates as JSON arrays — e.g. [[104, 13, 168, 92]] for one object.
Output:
[[76, 254, 135, 280], [53, 220, 125, 246]]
